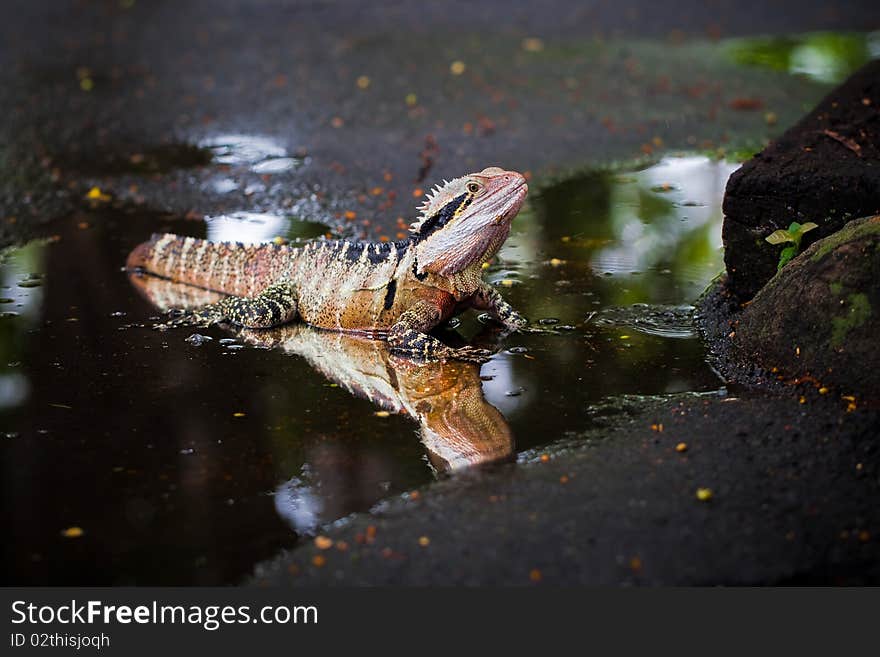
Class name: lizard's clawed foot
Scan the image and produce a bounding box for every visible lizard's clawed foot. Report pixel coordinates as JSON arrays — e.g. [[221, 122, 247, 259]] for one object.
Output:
[[503, 313, 529, 331]]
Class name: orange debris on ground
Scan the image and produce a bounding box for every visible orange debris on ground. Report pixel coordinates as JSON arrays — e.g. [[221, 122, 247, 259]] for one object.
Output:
[[314, 536, 333, 550]]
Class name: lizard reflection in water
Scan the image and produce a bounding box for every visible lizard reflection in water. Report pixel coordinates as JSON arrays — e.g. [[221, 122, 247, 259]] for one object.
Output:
[[130, 274, 513, 473]]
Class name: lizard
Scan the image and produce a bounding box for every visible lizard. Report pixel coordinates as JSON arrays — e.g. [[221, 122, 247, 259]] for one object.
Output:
[[130, 270, 515, 473], [126, 166, 529, 361]]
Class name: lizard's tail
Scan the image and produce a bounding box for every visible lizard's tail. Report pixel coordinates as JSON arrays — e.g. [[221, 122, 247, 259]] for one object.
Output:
[[126, 233, 293, 297]]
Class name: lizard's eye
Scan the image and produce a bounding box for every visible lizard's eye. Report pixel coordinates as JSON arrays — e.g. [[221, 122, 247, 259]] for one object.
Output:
[[467, 181, 480, 193]]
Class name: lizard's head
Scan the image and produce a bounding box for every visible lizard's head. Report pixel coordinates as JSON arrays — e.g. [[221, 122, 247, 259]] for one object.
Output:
[[410, 166, 528, 276]]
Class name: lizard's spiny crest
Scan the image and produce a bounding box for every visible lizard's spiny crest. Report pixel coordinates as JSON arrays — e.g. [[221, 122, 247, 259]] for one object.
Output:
[[409, 175, 473, 236]]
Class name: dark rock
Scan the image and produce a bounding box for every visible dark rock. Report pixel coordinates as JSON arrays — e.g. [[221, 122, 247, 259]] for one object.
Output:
[[722, 60, 880, 301], [733, 215, 880, 399]]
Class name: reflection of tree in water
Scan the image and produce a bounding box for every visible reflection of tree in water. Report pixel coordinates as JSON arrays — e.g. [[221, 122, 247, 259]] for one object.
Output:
[[727, 32, 878, 83], [131, 274, 514, 534], [522, 156, 736, 308]]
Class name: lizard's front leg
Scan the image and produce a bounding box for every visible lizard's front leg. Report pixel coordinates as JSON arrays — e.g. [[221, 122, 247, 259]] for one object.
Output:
[[158, 282, 299, 330], [471, 283, 528, 330], [388, 300, 493, 363]]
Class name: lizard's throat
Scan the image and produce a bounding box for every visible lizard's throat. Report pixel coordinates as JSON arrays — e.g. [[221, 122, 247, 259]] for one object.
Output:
[[414, 222, 511, 277]]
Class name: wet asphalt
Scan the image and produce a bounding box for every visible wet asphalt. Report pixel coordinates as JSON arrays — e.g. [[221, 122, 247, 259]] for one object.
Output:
[[2, 1, 879, 585]]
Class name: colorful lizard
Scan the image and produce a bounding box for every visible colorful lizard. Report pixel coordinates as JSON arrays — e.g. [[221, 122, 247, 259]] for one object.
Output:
[[130, 273, 515, 472], [126, 166, 528, 361]]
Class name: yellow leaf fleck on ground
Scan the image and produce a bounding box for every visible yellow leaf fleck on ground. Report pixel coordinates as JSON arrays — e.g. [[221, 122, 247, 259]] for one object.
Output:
[[232, 412, 246, 418], [61, 527, 84, 538], [675, 442, 687, 453], [85, 187, 110, 202], [696, 488, 713, 502], [418, 536, 430, 547], [450, 60, 466, 75], [356, 75, 371, 89], [374, 410, 390, 418], [522, 37, 544, 52]]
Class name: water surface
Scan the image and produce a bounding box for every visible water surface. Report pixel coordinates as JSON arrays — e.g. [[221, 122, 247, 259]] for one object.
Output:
[[0, 156, 734, 584]]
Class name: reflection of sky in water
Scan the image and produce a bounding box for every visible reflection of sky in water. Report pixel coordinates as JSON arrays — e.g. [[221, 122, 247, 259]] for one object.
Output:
[[0, 241, 45, 411], [1, 241, 46, 320], [590, 156, 736, 277], [0, 373, 29, 411], [479, 355, 523, 417], [210, 177, 239, 194], [499, 155, 737, 306], [274, 475, 322, 535], [199, 133, 287, 165], [728, 31, 880, 84], [205, 212, 292, 243], [205, 212, 330, 244], [252, 158, 298, 174], [790, 42, 862, 83], [199, 133, 301, 177]]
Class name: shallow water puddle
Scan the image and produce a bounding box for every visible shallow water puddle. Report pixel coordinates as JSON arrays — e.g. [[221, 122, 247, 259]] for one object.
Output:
[[0, 156, 733, 584]]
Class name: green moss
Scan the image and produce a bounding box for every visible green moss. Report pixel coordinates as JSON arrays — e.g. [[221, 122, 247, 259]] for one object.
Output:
[[829, 281, 843, 295], [831, 292, 872, 347], [811, 216, 880, 262]]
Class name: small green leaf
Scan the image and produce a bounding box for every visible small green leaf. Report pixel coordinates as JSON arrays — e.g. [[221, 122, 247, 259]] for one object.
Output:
[[799, 222, 818, 234], [766, 229, 794, 245], [787, 221, 803, 234]]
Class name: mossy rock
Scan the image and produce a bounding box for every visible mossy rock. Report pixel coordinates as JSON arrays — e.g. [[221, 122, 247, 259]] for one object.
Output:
[[722, 60, 880, 302], [733, 215, 880, 398]]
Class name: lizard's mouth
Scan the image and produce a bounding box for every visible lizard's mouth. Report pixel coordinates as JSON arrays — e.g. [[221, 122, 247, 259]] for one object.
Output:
[[491, 181, 529, 225]]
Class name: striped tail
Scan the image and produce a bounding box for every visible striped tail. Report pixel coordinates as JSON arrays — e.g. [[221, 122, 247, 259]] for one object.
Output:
[[126, 233, 294, 297]]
